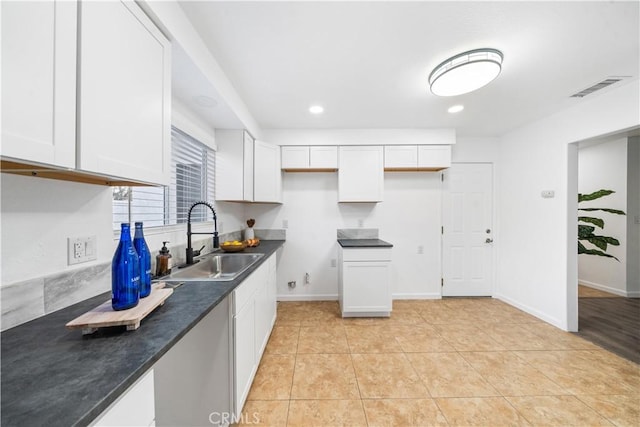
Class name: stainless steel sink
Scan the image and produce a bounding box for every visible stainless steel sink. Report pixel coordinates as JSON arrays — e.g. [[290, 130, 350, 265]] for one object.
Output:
[[157, 253, 264, 282]]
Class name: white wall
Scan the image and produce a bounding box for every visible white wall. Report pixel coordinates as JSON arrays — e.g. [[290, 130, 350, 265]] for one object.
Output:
[[497, 79, 640, 331], [247, 134, 498, 301], [578, 138, 628, 295], [246, 170, 443, 300], [1, 175, 114, 285]]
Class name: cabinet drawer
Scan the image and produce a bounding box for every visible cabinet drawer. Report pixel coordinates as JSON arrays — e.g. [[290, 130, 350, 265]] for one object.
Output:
[[342, 248, 391, 262]]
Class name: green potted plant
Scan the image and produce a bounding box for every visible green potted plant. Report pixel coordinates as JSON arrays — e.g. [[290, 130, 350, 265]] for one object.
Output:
[[578, 189, 626, 261]]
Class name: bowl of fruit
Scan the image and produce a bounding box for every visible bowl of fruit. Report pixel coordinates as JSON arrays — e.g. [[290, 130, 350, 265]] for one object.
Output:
[[220, 240, 247, 252]]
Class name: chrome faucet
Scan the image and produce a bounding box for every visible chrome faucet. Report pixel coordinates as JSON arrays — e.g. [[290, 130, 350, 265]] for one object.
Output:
[[186, 201, 219, 265]]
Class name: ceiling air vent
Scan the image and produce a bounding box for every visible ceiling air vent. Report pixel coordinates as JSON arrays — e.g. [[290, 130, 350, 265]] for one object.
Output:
[[570, 77, 627, 98]]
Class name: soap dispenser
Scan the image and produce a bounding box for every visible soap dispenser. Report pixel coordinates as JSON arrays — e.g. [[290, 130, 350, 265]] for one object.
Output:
[[155, 241, 173, 277]]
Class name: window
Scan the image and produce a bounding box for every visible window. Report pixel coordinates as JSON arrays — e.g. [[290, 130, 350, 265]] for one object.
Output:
[[112, 126, 216, 230]]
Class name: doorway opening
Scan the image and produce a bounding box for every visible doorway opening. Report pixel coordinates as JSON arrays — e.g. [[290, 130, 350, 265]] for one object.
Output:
[[569, 128, 640, 363]]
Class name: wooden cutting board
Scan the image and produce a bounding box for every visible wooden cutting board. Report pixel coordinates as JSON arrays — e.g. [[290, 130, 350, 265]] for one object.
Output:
[[66, 283, 173, 335]]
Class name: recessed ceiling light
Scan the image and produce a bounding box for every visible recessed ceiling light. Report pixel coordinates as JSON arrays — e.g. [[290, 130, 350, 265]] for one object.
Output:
[[193, 95, 218, 108], [448, 105, 464, 113], [309, 105, 324, 114], [429, 48, 503, 97]]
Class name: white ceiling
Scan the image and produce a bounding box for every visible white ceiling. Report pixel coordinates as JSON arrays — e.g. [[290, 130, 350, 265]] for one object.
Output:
[[176, 1, 639, 137]]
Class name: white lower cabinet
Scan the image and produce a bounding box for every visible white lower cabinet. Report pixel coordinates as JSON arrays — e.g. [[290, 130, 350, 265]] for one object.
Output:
[[91, 253, 278, 427], [339, 247, 392, 317], [232, 253, 277, 419], [233, 296, 256, 418], [92, 369, 155, 427]]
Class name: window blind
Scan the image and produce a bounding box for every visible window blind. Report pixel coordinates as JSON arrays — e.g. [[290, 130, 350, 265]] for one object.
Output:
[[112, 126, 216, 230]]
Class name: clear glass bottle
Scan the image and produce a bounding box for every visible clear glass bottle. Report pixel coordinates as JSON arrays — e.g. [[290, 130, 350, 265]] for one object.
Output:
[[133, 222, 152, 298], [112, 223, 140, 310]]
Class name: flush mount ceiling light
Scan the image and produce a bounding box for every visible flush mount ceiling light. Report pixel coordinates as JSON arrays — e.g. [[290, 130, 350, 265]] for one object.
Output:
[[448, 105, 464, 113], [429, 48, 503, 97], [309, 105, 324, 114]]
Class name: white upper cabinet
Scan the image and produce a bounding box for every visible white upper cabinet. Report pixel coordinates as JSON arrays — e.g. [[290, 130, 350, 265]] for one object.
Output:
[[1, 0, 77, 168], [417, 145, 451, 170], [2, 0, 171, 186], [310, 146, 338, 169], [216, 130, 254, 202], [338, 146, 384, 202], [77, 0, 171, 185], [384, 145, 451, 171], [216, 133, 281, 203], [254, 140, 282, 203], [281, 146, 309, 169], [384, 145, 418, 169], [243, 132, 255, 201], [281, 146, 338, 171]]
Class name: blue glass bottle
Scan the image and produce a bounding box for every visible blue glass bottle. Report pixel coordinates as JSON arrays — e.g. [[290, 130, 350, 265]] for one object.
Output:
[[133, 222, 152, 298], [112, 223, 140, 310]]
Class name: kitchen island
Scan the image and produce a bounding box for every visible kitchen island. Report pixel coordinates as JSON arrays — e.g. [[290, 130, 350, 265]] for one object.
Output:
[[1, 240, 284, 426]]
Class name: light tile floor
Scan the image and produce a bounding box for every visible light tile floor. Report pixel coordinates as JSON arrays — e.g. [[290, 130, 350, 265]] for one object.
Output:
[[237, 299, 640, 426]]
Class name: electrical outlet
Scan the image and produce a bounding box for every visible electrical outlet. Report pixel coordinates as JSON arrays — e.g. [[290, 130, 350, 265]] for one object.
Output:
[[358, 219, 364, 228], [541, 190, 555, 198], [68, 236, 97, 265], [288, 280, 296, 289], [417, 245, 424, 254], [283, 219, 289, 229], [330, 259, 337, 268]]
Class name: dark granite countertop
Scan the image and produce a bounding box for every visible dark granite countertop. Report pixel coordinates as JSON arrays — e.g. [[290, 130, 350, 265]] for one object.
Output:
[[1, 240, 285, 427], [338, 238, 393, 248]]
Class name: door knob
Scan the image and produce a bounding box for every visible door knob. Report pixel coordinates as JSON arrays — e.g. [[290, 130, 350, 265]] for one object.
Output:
[[485, 238, 494, 243]]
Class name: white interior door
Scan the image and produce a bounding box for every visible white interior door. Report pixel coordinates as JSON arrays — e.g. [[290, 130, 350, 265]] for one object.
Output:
[[442, 163, 494, 296]]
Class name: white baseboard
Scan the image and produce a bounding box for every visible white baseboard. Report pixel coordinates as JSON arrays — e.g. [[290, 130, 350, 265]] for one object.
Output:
[[277, 294, 338, 301], [277, 293, 443, 301], [392, 293, 442, 300], [493, 292, 565, 330], [578, 280, 629, 297]]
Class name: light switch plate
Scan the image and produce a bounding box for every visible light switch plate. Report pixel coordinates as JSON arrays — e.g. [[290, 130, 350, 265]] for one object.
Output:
[[68, 236, 97, 265]]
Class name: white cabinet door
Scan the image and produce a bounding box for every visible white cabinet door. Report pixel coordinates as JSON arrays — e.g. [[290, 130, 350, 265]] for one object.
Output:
[[267, 254, 277, 326], [93, 370, 155, 427], [418, 145, 451, 170], [78, 0, 170, 185], [243, 132, 255, 201], [233, 299, 256, 419], [216, 130, 254, 202], [254, 254, 277, 358], [1, 0, 76, 168], [338, 146, 384, 202], [281, 146, 309, 169], [310, 146, 338, 169], [342, 261, 391, 314], [253, 277, 271, 358], [384, 146, 418, 169], [254, 140, 282, 203]]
